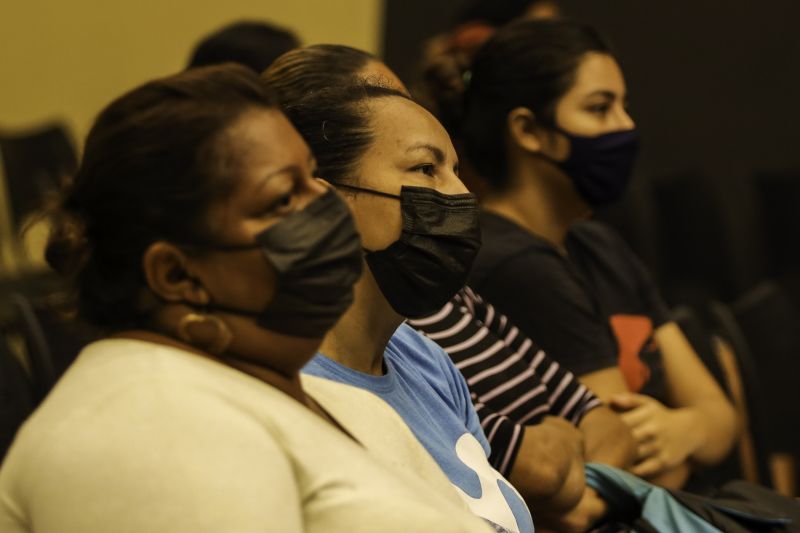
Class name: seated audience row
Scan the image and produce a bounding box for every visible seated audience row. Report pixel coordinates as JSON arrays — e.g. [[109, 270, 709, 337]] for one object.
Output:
[[0, 17, 750, 533]]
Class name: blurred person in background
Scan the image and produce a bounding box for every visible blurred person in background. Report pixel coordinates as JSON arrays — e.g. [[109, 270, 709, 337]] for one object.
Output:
[[187, 20, 300, 73], [416, 1, 560, 200]]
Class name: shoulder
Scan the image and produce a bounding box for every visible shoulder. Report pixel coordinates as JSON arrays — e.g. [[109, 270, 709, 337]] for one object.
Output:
[[472, 212, 560, 283], [568, 220, 661, 294], [0, 349, 299, 527], [301, 374, 458, 495], [472, 214, 572, 282], [302, 374, 391, 417], [302, 375, 409, 436], [568, 220, 635, 258], [7, 340, 293, 468], [478, 242, 596, 316], [387, 324, 469, 397], [388, 323, 460, 371]]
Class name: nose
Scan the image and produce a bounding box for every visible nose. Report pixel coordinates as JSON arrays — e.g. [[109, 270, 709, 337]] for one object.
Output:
[[438, 167, 470, 196], [296, 174, 329, 210], [616, 106, 636, 131]]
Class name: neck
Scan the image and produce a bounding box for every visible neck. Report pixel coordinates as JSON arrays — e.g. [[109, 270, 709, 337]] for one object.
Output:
[[483, 159, 591, 248], [222, 356, 308, 404], [319, 266, 402, 375], [116, 328, 309, 404]]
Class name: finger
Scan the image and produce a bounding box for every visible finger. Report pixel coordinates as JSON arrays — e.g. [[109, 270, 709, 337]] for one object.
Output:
[[609, 393, 645, 411], [619, 405, 653, 428], [631, 456, 665, 478], [556, 493, 607, 533], [631, 423, 658, 444], [636, 439, 660, 461]]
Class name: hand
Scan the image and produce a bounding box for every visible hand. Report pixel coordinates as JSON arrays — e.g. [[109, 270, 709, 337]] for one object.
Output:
[[509, 417, 585, 503], [537, 487, 608, 533], [539, 416, 584, 458], [610, 393, 702, 478]]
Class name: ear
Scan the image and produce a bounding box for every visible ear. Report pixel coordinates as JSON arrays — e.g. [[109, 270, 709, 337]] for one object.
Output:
[[507, 107, 545, 154], [142, 242, 209, 305]]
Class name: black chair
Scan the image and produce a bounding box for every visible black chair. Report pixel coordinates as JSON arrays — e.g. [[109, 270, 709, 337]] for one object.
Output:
[[730, 282, 800, 454], [671, 306, 747, 488], [10, 292, 89, 395], [9, 293, 58, 401], [730, 282, 800, 495], [0, 289, 88, 462], [706, 300, 775, 488], [0, 335, 34, 461]]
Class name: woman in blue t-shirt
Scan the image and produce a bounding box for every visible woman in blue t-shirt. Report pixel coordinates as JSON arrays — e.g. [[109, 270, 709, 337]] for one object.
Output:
[[419, 19, 738, 491], [263, 53, 534, 533]]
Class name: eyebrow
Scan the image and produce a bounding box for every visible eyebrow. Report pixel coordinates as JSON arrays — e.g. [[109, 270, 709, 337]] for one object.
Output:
[[406, 143, 445, 164], [256, 153, 315, 192], [583, 89, 623, 101]]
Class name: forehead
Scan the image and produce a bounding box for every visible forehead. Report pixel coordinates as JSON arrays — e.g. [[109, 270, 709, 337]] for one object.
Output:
[[365, 97, 452, 152], [568, 52, 626, 96], [223, 108, 309, 165]]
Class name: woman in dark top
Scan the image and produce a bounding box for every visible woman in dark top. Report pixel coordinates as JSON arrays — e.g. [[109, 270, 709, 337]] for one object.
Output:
[[421, 19, 738, 489]]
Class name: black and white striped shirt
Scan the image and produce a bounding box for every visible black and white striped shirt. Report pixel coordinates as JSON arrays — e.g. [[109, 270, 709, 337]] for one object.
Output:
[[409, 287, 601, 476]]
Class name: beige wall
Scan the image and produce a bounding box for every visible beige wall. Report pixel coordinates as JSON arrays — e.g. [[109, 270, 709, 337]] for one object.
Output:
[[0, 0, 385, 142], [0, 0, 384, 273]]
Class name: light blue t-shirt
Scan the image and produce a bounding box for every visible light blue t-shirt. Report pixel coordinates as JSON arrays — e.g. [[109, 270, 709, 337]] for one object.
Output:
[[304, 323, 534, 533]]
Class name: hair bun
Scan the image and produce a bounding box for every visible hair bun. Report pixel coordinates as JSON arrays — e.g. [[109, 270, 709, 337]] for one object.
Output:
[[44, 199, 91, 279]]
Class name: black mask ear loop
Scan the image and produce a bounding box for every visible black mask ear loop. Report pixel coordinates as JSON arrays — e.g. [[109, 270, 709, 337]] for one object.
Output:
[[333, 183, 402, 255], [334, 182, 402, 201]]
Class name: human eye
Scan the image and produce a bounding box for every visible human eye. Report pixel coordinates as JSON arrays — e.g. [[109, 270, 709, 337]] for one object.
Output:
[[263, 192, 293, 216], [410, 163, 436, 177], [261, 180, 299, 217], [587, 102, 612, 116]]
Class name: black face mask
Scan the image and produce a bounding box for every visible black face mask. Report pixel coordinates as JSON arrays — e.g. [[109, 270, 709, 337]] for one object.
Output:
[[186, 188, 363, 338], [547, 127, 641, 207], [337, 183, 481, 318]]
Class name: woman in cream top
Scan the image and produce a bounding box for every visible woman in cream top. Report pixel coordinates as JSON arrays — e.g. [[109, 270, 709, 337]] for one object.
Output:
[[0, 64, 490, 532]]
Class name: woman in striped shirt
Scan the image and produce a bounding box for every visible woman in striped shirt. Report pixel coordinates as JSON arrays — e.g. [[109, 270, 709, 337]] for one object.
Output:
[[265, 44, 636, 532]]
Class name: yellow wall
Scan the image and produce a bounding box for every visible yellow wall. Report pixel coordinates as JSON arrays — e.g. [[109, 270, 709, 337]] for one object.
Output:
[[0, 0, 384, 273], [0, 0, 385, 142]]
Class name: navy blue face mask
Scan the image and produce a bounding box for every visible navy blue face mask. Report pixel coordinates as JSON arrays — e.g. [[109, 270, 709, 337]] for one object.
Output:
[[548, 128, 640, 207]]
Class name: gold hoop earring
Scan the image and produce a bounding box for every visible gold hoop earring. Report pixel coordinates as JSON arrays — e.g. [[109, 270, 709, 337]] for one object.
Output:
[[176, 313, 233, 355]]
